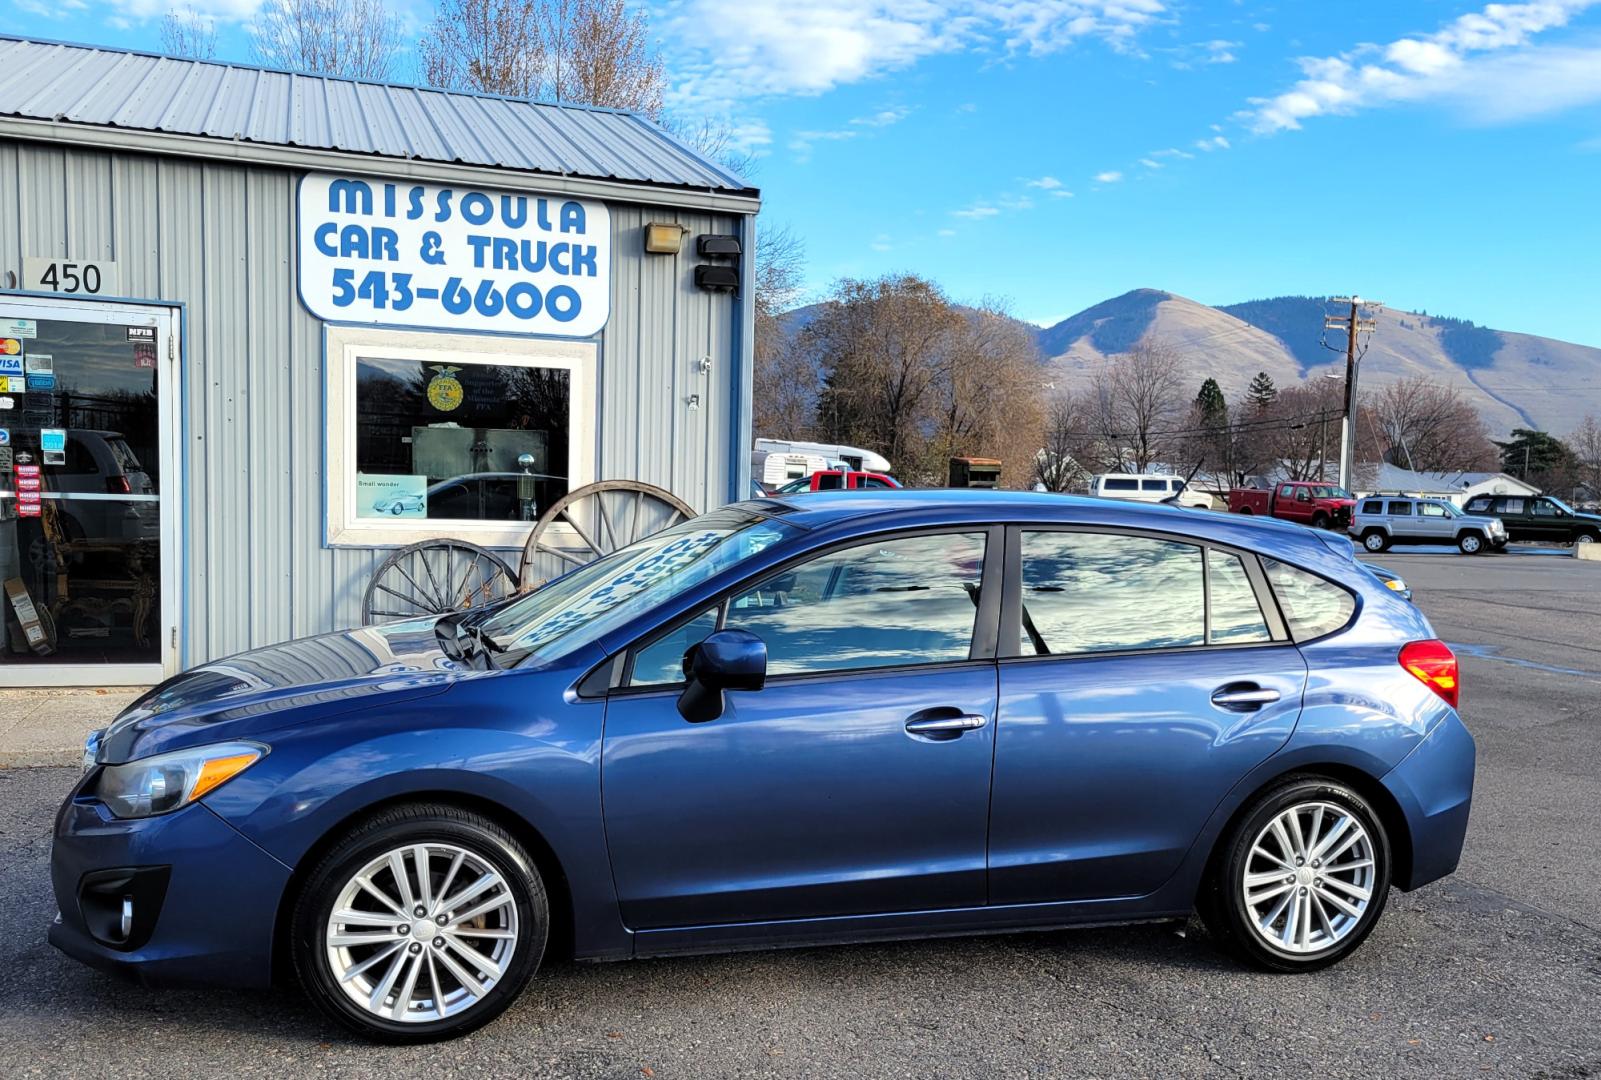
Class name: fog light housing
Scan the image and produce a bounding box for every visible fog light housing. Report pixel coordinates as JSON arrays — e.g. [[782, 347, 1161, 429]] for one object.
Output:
[[78, 866, 170, 950]]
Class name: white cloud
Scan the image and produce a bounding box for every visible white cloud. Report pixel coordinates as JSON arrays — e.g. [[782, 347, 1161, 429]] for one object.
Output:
[[937, 227, 959, 236], [952, 203, 1002, 218], [667, 1, 1169, 110], [1150, 146, 1194, 160], [789, 105, 911, 161], [1093, 170, 1123, 182], [853, 105, 914, 127], [1194, 135, 1230, 150], [1239, 0, 1601, 133], [1139, 157, 1162, 169], [870, 234, 894, 252], [1024, 175, 1064, 189], [1049, 188, 1075, 197]]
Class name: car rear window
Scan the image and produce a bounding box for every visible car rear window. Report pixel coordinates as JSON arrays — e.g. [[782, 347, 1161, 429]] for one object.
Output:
[[1261, 558, 1357, 642]]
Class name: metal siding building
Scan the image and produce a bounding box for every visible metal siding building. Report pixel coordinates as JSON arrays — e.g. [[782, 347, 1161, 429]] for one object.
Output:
[[0, 38, 758, 685]]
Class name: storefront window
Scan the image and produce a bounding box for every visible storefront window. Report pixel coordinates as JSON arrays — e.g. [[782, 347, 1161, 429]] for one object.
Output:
[[353, 355, 571, 524], [326, 327, 595, 547]]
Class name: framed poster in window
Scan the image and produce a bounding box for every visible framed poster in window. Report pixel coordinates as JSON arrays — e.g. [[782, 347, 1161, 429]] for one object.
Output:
[[325, 325, 596, 547]]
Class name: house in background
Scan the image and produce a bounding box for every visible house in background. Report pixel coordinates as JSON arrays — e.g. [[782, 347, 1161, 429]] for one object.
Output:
[[1414, 471, 1542, 508]]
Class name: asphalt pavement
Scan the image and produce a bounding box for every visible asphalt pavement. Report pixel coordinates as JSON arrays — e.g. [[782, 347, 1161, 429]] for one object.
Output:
[[1, 552, 1597, 1078]]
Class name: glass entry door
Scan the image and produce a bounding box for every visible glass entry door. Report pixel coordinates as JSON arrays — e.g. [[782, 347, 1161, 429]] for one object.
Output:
[[0, 298, 179, 685]]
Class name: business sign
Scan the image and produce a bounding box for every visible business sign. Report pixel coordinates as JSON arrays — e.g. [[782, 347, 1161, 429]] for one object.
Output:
[[298, 173, 610, 338]]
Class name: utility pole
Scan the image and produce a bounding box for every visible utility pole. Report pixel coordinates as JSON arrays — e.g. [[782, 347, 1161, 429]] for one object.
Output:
[[1318, 409, 1328, 482], [1325, 296, 1380, 490]]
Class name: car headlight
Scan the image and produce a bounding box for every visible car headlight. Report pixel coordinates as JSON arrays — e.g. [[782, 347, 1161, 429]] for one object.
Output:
[[94, 741, 267, 819], [1383, 576, 1408, 593]]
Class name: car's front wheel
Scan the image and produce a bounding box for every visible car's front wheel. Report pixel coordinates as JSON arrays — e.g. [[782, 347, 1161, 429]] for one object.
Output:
[[1458, 531, 1485, 554], [290, 804, 548, 1043], [1200, 775, 1391, 972]]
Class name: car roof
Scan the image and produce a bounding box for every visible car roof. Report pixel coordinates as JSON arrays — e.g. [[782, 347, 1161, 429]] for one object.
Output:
[[737, 489, 1345, 561]]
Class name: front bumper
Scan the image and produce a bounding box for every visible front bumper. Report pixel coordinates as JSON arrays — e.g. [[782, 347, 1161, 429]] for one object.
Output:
[[1381, 711, 1476, 891], [48, 779, 292, 988]]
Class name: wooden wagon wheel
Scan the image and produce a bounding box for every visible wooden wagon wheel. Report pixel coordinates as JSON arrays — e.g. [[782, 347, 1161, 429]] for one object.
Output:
[[362, 539, 519, 626], [518, 480, 696, 590]]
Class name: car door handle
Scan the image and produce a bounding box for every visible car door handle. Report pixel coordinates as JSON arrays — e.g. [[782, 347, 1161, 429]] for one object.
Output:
[[904, 713, 989, 737], [1210, 685, 1282, 710]]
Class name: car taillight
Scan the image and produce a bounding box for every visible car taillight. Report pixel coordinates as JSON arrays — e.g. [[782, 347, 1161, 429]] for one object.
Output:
[[1399, 639, 1458, 709], [106, 475, 132, 495]]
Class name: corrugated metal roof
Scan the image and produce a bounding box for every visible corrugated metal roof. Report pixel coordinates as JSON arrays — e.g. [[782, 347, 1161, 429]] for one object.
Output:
[[0, 35, 754, 195]]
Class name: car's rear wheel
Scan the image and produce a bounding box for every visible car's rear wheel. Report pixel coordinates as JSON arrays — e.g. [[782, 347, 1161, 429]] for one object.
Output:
[[1458, 531, 1485, 555], [1200, 775, 1391, 972], [1361, 530, 1388, 553], [1578, 531, 1597, 545], [290, 804, 548, 1043]]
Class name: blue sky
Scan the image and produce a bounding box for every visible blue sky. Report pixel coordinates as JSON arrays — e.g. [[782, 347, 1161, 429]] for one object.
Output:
[[15, 0, 1601, 345]]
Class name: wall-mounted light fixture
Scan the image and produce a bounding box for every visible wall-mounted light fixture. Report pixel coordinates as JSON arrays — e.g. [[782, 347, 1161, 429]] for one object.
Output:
[[694, 265, 740, 292], [643, 222, 686, 254], [697, 234, 742, 258]]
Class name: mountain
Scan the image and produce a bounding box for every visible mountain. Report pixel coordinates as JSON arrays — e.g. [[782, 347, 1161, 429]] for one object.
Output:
[[776, 290, 1598, 437], [1037, 291, 1599, 436]]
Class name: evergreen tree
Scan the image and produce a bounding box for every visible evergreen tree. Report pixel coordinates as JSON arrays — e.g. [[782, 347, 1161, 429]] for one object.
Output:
[[1246, 371, 1277, 412], [1195, 378, 1227, 426]]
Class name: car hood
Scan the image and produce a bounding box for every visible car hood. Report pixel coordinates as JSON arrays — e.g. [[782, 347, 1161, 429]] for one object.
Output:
[[99, 618, 471, 762]]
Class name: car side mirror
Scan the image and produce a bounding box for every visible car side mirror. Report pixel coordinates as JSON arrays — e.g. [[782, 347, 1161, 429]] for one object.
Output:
[[677, 629, 767, 723]]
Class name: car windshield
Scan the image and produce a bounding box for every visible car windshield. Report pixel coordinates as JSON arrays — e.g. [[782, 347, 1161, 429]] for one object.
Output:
[[474, 508, 797, 663]]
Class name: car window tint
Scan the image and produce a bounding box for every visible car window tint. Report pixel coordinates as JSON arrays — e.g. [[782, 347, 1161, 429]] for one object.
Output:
[[1420, 502, 1447, 517], [1019, 532, 1204, 655], [1533, 500, 1558, 517], [1500, 498, 1525, 514], [1141, 479, 1168, 492], [1466, 498, 1491, 512], [723, 532, 987, 676], [1104, 478, 1138, 491], [1387, 501, 1413, 515], [815, 473, 844, 490], [628, 606, 720, 687], [863, 478, 893, 489], [1208, 551, 1272, 644], [1261, 558, 1356, 641], [1361, 500, 1383, 514]]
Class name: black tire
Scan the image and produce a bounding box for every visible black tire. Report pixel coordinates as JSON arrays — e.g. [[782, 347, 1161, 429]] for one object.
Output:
[[1237, 507, 1254, 515], [1199, 774, 1391, 973], [1457, 531, 1485, 555], [290, 803, 548, 1044], [1361, 529, 1389, 553], [1311, 512, 1330, 530]]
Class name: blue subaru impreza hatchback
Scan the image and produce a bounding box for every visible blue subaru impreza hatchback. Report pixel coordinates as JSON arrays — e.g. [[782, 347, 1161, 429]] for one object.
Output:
[[50, 491, 1474, 1042]]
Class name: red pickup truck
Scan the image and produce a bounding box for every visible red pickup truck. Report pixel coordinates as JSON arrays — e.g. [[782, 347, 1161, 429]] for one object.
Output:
[[1227, 481, 1355, 530], [772, 470, 901, 494]]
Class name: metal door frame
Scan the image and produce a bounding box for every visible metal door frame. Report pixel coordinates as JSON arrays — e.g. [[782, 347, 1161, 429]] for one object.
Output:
[[0, 294, 181, 687]]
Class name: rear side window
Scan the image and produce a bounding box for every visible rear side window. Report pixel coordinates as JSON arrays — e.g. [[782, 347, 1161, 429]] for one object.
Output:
[[1141, 479, 1168, 492], [1261, 559, 1357, 641], [1361, 500, 1383, 514], [1208, 551, 1271, 644], [1387, 501, 1413, 515], [1499, 497, 1525, 514], [1103, 478, 1138, 491], [1019, 532, 1204, 654]]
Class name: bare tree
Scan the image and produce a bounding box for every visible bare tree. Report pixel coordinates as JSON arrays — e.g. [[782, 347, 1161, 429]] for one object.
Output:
[[1255, 380, 1348, 481], [1369, 377, 1498, 472], [1570, 413, 1601, 498], [251, 0, 403, 79], [160, 6, 217, 58], [1035, 387, 1087, 491], [419, 0, 543, 95], [931, 300, 1047, 488], [420, 0, 664, 115], [750, 223, 813, 439], [660, 114, 759, 181], [1083, 339, 1185, 473]]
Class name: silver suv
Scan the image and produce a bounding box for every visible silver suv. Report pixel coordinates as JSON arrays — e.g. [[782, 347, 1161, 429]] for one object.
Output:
[[1349, 495, 1508, 554]]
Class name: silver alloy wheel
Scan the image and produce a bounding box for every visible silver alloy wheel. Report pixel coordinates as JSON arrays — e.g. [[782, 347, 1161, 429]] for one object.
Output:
[[1364, 533, 1385, 551], [1241, 801, 1376, 955], [1461, 533, 1482, 553], [1580, 533, 1596, 544], [324, 842, 520, 1024]]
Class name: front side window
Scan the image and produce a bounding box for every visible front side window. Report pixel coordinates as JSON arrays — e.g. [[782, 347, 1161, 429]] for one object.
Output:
[[721, 532, 988, 676], [1533, 499, 1561, 517], [475, 509, 795, 663], [1019, 532, 1204, 655], [1262, 558, 1356, 641], [1419, 502, 1448, 518], [629, 606, 719, 687]]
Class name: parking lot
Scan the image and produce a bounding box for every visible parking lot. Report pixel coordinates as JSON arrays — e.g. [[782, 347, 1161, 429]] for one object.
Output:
[[0, 552, 1597, 1079]]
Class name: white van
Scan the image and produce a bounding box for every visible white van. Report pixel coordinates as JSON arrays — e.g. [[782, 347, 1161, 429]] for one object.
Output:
[[1090, 473, 1214, 510]]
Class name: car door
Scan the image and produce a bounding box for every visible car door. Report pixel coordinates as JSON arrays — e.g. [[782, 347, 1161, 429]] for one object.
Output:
[[1417, 500, 1454, 542], [988, 529, 1308, 904], [601, 527, 1001, 929], [1282, 484, 1311, 523], [1495, 496, 1531, 540], [1529, 498, 1568, 542]]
